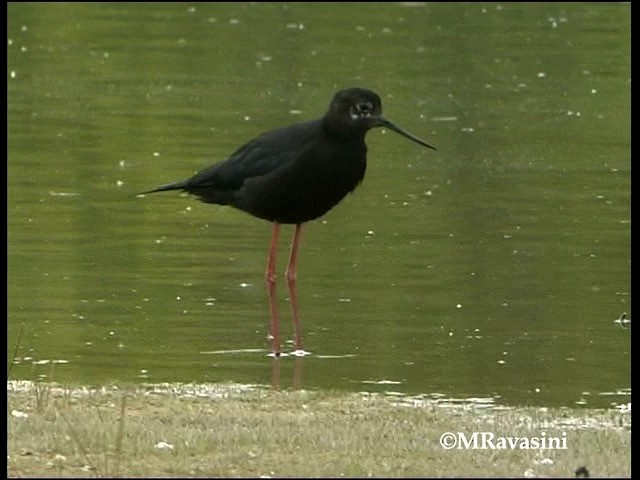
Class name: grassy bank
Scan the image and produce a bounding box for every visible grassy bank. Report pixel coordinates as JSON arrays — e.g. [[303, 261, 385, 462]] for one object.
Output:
[[7, 380, 630, 478]]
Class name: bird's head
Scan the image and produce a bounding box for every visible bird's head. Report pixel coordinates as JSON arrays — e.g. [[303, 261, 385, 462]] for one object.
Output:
[[325, 88, 436, 150]]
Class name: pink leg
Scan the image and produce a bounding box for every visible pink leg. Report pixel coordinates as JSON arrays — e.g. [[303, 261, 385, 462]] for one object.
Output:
[[285, 223, 304, 351], [265, 223, 281, 355]]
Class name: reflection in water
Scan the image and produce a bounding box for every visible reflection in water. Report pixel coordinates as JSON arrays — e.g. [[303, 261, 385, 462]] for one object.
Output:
[[271, 357, 303, 391], [7, 2, 630, 407], [202, 348, 306, 390]]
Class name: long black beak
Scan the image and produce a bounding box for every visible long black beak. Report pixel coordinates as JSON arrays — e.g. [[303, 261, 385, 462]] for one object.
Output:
[[378, 117, 437, 150]]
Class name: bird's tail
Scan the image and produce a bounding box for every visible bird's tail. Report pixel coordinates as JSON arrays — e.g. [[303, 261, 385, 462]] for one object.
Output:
[[137, 180, 188, 196]]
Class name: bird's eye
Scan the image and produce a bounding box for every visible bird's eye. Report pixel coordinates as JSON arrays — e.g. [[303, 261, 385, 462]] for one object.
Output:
[[350, 102, 374, 119], [358, 102, 373, 115]]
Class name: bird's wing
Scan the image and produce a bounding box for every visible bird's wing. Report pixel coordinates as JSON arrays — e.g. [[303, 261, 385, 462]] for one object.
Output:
[[184, 120, 319, 192]]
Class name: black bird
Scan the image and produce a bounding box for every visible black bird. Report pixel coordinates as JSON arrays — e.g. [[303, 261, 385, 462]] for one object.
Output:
[[139, 87, 436, 356]]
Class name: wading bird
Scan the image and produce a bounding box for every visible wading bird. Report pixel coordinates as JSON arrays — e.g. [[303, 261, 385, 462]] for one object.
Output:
[[139, 88, 436, 356]]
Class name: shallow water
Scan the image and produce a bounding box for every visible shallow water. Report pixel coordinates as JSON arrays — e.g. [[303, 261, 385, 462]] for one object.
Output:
[[8, 3, 630, 408]]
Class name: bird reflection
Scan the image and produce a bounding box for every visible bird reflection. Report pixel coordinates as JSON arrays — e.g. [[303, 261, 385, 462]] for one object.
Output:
[[270, 355, 303, 390]]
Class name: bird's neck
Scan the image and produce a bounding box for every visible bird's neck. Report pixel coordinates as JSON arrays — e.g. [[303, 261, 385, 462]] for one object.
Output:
[[321, 114, 367, 144]]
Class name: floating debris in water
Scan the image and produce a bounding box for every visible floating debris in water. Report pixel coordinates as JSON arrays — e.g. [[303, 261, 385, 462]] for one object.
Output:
[[316, 353, 357, 359], [615, 402, 631, 413], [613, 312, 630, 329], [31, 359, 69, 365], [201, 348, 266, 355], [361, 379, 402, 385], [48, 191, 80, 197], [290, 349, 312, 357]]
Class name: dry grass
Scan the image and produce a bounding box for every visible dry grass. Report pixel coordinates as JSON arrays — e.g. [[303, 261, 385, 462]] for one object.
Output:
[[7, 381, 630, 478]]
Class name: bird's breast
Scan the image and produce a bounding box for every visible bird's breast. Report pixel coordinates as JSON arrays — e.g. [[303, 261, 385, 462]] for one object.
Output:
[[234, 146, 367, 224]]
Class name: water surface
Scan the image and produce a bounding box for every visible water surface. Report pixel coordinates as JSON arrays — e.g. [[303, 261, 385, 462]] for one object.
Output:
[[8, 3, 630, 408]]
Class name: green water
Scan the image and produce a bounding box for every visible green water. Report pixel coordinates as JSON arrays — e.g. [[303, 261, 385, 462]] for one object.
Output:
[[8, 3, 630, 408]]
